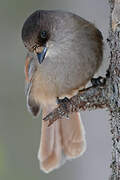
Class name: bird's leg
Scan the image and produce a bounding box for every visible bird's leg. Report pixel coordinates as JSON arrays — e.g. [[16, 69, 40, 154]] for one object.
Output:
[[91, 76, 106, 86]]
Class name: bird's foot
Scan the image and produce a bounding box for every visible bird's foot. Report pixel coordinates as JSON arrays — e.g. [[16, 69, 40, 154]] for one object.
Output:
[[56, 97, 70, 118], [91, 76, 106, 86]]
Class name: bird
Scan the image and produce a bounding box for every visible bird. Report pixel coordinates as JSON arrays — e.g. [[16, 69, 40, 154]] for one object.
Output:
[[21, 10, 103, 173]]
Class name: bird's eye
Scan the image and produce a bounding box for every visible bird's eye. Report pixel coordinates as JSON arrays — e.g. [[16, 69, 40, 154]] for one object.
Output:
[[40, 31, 47, 39]]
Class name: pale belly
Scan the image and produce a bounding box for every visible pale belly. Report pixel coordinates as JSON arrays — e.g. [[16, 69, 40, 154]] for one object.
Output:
[[31, 59, 96, 106]]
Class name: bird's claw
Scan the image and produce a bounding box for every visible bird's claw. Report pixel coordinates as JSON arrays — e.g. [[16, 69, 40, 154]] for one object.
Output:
[[91, 76, 106, 86], [56, 97, 70, 118]]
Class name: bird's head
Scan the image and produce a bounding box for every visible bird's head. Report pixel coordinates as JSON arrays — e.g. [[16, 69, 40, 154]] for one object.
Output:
[[22, 10, 74, 64]]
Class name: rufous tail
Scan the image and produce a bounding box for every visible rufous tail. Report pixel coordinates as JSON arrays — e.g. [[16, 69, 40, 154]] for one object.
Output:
[[38, 107, 86, 173]]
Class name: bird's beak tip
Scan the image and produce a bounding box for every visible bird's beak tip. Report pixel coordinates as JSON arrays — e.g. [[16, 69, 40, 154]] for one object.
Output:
[[37, 47, 48, 64]]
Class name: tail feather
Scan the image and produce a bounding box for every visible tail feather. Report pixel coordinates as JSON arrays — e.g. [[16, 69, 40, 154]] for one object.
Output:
[[38, 107, 62, 173], [60, 112, 86, 158], [38, 107, 86, 173]]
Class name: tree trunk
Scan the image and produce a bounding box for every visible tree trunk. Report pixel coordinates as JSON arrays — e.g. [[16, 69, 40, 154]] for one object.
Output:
[[108, 0, 120, 179]]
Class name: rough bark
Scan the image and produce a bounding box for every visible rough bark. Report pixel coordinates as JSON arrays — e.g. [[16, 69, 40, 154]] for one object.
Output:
[[108, 0, 120, 179], [43, 1, 120, 179], [44, 83, 109, 126]]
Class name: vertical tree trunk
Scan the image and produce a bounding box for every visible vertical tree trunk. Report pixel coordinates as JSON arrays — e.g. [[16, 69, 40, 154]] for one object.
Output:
[[109, 0, 120, 179]]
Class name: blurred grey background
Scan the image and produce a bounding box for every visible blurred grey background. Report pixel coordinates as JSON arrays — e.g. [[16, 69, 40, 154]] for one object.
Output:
[[0, 0, 111, 180]]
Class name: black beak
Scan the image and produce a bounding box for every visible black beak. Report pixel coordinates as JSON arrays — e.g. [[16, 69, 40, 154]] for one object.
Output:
[[37, 47, 47, 64]]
